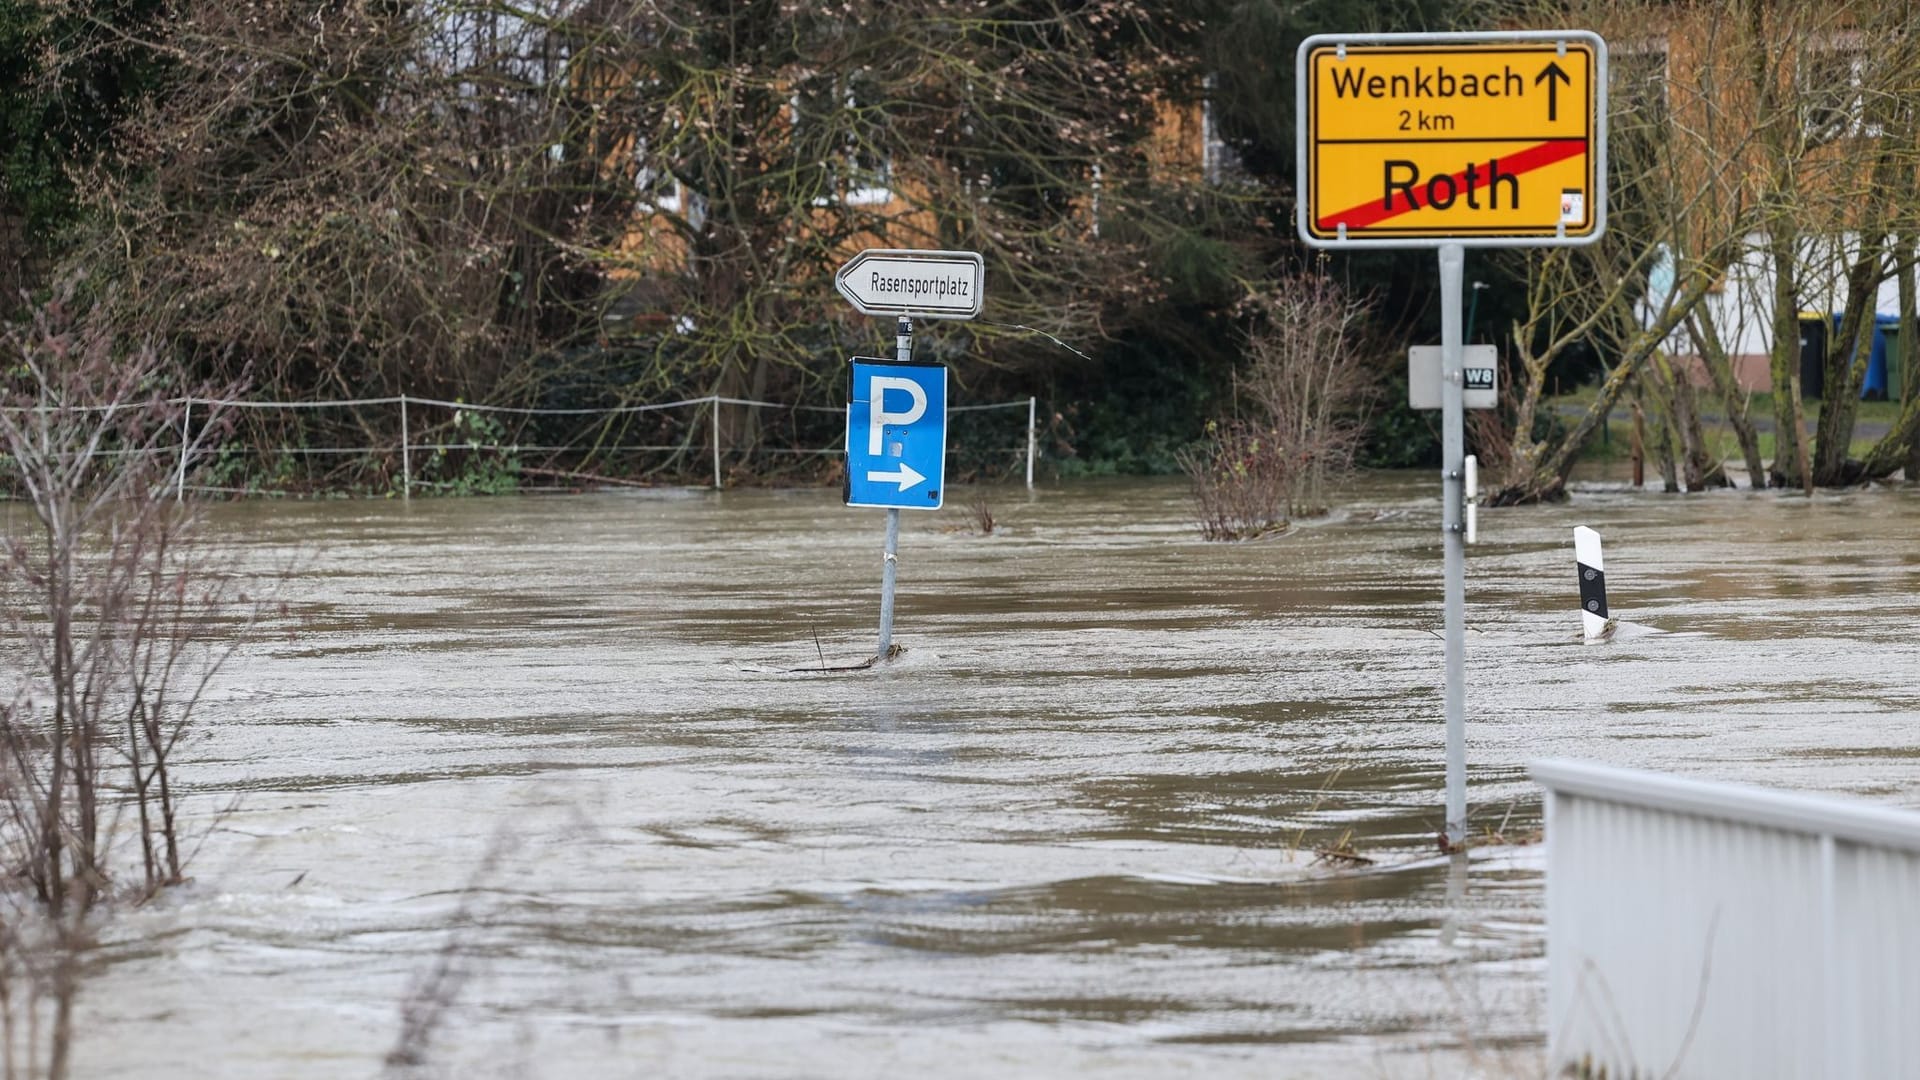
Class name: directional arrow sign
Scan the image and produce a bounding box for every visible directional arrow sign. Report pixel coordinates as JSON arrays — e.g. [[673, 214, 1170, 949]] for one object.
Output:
[[1535, 60, 1571, 122], [835, 248, 985, 320], [866, 462, 926, 492], [846, 358, 947, 510], [1296, 31, 1607, 247]]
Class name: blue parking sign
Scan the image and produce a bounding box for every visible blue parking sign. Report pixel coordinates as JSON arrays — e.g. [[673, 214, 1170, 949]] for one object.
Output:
[[846, 358, 947, 510]]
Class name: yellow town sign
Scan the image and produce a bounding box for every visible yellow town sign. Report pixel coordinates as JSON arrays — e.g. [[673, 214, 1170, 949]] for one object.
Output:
[[1297, 33, 1607, 246]]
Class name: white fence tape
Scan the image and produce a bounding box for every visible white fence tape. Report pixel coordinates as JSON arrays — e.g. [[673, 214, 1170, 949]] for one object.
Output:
[[6, 392, 1038, 495]]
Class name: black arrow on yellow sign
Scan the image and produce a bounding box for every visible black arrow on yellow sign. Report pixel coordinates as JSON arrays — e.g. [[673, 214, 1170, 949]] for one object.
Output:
[[1535, 61, 1572, 122]]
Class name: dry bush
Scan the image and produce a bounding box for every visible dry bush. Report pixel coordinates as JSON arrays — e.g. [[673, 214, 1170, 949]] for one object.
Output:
[[1235, 276, 1376, 516], [968, 497, 995, 536], [0, 281, 247, 1079], [1176, 419, 1292, 541], [1183, 276, 1375, 539], [51, 0, 1206, 480]]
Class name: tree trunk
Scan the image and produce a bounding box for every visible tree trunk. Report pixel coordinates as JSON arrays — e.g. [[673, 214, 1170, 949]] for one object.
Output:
[[1688, 306, 1767, 485], [1497, 349, 1553, 499], [1766, 226, 1810, 488], [1905, 236, 1920, 480], [1649, 350, 1726, 490], [1787, 371, 1814, 496], [1746, 0, 1812, 490], [1812, 233, 1888, 485], [1861, 231, 1920, 479], [50, 949, 76, 1080], [1489, 259, 1728, 506], [1632, 389, 1664, 490], [44, 532, 70, 915]]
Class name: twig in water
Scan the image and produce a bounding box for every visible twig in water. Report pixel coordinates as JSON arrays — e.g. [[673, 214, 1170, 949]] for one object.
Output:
[[1311, 828, 1373, 867], [812, 624, 828, 673], [1287, 762, 1350, 858], [969, 497, 994, 535]]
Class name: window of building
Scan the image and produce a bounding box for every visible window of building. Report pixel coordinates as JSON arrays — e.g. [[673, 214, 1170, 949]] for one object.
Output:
[[1608, 38, 1670, 142], [633, 149, 683, 214], [1800, 40, 1880, 143], [795, 74, 894, 207], [1201, 75, 1241, 184]]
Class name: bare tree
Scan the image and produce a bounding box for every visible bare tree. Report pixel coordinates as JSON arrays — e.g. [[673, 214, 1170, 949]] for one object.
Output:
[[1181, 275, 1374, 537], [598, 0, 1207, 461], [53, 0, 1209, 483], [1235, 277, 1375, 516], [0, 280, 244, 1079], [1490, 0, 1920, 500]]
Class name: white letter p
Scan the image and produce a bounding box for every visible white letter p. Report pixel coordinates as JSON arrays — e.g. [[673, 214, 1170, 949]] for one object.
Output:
[[868, 376, 928, 456]]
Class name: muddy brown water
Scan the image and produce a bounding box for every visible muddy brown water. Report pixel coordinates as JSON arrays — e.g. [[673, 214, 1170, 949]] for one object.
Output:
[[72, 471, 1920, 1078]]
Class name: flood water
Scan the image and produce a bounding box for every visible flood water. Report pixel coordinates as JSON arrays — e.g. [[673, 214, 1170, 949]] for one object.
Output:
[[76, 471, 1920, 1078]]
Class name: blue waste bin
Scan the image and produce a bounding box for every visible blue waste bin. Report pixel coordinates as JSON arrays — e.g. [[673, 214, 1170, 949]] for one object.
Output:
[[1862, 314, 1902, 401]]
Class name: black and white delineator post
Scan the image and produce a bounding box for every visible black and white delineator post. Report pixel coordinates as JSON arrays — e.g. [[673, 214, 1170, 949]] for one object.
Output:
[[1574, 526, 1609, 642]]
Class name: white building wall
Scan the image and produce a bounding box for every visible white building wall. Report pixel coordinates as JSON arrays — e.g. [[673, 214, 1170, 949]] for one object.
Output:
[[1654, 233, 1907, 390]]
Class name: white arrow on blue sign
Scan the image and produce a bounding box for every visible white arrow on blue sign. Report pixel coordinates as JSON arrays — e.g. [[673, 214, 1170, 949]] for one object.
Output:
[[846, 358, 947, 510]]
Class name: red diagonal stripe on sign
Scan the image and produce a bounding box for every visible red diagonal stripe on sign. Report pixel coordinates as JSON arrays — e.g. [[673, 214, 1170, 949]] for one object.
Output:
[[1315, 138, 1588, 233]]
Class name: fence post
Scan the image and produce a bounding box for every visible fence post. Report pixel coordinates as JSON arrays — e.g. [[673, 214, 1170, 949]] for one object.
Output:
[[1026, 396, 1037, 490], [176, 398, 192, 501], [712, 396, 723, 490], [400, 394, 411, 500]]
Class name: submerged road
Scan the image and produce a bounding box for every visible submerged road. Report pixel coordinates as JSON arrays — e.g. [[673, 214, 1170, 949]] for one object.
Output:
[[79, 471, 1920, 1078]]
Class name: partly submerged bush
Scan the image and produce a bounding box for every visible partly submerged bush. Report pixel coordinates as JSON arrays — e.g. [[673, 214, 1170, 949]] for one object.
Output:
[[1177, 419, 1292, 541], [0, 279, 251, 1079], [1183, 276, 1377, 539]]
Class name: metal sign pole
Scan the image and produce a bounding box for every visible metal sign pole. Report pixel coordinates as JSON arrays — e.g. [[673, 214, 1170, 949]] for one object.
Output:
[[877, 508, 901, 658], [1026, 396, 1037, 490], [712, 396, 723, 490], [876, 314, 912, 659], [176, 398, 192, 501], [399, 393, 411, 499], [1439, 243, 1467, 848]]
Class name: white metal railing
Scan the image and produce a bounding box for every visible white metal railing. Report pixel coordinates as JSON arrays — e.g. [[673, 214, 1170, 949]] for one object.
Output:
[[43, 392, 1042, 497], [1533, 759, 1920, 1079]]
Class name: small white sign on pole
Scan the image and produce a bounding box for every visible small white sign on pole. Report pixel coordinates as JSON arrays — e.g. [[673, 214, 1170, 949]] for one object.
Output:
[[835, 249, 985, 320], [1409, 345, 1499, 410]]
